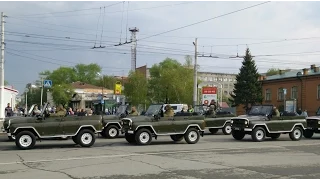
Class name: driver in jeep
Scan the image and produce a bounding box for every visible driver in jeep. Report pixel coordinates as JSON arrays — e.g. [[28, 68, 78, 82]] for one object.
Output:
[[164, 104, 174, 117]]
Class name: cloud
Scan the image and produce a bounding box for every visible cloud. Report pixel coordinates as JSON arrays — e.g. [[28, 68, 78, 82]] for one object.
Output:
[[1, 1, 320, 93]]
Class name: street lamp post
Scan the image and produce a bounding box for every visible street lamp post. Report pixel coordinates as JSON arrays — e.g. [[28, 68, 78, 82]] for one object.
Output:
[[25, 88, 29, 115]]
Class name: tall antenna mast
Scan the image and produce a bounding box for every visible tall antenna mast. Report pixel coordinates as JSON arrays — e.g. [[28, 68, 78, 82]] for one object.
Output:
[[129, 27, 139, 72]]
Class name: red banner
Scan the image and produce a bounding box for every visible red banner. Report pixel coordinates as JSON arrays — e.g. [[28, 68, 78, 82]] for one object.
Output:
[[202, 87, 217, 94]]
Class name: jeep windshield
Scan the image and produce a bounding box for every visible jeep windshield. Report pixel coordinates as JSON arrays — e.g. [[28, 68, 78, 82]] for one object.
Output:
[[144, 104, 162, 116], [116, 105, 127, 116], [248, 105, 273, 116], [194, 105, 204, 113]]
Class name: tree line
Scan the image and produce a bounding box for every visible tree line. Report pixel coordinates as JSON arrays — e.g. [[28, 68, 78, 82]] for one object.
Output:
[[20, 48, 264, 113]]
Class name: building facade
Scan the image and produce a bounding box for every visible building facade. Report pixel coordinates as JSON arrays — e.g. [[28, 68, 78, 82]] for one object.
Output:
[[260, 64, 320, 116], [198, 72, 237, 97], [69, 81, 115, 110], [136, 65, 150, 79]]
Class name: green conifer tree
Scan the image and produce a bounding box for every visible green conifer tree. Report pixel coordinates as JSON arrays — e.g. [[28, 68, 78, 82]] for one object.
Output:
[[229, 48, 263, 111]]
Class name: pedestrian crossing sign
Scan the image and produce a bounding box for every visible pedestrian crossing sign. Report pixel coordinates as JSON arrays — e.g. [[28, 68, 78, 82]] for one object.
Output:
[[43, 80, 52, 88]]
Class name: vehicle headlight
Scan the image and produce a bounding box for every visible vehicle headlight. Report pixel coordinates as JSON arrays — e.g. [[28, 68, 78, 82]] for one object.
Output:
[[231, 120, 233, 124], [245, 121, 248, 125], [120, 121, 123, 126], [318, 121, 320, 125]]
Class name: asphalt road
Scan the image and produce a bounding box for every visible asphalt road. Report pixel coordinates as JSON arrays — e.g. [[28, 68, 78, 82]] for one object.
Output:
[[0, 131, 320, 179]]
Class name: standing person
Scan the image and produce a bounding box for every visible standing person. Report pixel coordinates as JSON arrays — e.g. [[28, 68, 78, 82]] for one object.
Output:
[[5, 103, 13, 117], [68, 107, 74, 115]]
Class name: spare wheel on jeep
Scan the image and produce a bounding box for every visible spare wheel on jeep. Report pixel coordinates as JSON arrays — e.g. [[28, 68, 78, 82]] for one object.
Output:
[[184, 128, 200, 144], [76, 129, 96, 147], [15, 131, 36, 150]]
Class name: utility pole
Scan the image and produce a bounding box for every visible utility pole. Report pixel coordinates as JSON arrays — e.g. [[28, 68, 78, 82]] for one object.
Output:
[[40, 77, 44, 110], [0, 12, 6, 121], [129, 27, 139, 72], [192, 38, 198, 107]]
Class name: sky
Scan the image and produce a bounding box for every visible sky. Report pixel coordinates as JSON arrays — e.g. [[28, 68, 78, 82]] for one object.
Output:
[[1, 0, 320, 94]]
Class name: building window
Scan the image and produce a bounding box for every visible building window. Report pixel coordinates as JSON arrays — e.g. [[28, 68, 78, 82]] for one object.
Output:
[[218, 78, 222, 81], [291, 86, 298, 99], [209, 77, 213, 81], [214, 77, 217, 81], [318, 85, 320, 99], [204, 77, 208, 81], [224, 91, 228, 95], [278, 88, 284, 100], [265, 89, 271, 101], [224, 78, 228, 82]]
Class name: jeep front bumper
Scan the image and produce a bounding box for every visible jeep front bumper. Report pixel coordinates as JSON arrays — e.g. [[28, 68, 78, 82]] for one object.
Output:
[[232, 127, 252, 131]]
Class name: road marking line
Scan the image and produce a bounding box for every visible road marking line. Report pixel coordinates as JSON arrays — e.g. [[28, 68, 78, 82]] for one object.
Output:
[[1, 143, 319, 165]]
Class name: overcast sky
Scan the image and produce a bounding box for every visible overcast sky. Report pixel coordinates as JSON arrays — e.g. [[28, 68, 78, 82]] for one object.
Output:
[[1, 1, 320, 93]]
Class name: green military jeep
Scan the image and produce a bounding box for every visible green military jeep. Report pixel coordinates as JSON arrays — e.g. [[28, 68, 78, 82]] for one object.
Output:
[[3, 102, 103, 150], [303, 116, 320, 138], [121, 104, 206, 145], [231, 105, 306, 142], [193, 105, 235, 135]]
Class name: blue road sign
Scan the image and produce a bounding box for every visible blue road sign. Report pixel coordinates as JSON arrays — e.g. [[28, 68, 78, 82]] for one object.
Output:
[[43, 80, 52, 88]]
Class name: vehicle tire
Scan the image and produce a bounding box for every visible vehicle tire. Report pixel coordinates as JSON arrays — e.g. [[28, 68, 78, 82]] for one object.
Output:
[[303, 129, 314, 139], [270, 133, 281, 140], [232, 130, 245, 140], [76, 129, 96, 147], [135, 128, 152, 145], [104, 125, 119, 139], [170, 135, 184, 142], [15, 131, 36, 150], [72, 136, 79, 144], [184, 128, 200, 144], [251, 127, 266, 142], [222, 123, 232, 135], [209, 128, 219, 134], [125, 133, 136, 144], [289, 126, 303, 141]]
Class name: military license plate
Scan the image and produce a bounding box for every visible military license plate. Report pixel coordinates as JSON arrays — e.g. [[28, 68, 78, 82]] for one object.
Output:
[[234, 127, 240, 130], [307, 127, 313, 129], [127, 130, 134, 134]]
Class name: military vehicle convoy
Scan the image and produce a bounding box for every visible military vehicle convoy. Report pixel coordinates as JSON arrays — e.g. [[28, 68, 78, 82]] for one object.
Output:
[[121, 104, 206, 145], [303, 116, 320, 138], [230, 105, 307, 142], [2, 102, 104, 150]]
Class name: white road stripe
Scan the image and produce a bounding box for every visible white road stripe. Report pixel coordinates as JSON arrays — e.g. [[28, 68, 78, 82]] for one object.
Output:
[[1, 142, 319, 166]]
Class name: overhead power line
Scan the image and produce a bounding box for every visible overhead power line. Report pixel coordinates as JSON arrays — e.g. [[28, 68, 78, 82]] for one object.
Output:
[[11, 1, 124, 17], [11, 2, 192, 18], [136, 1, 271, 42]]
